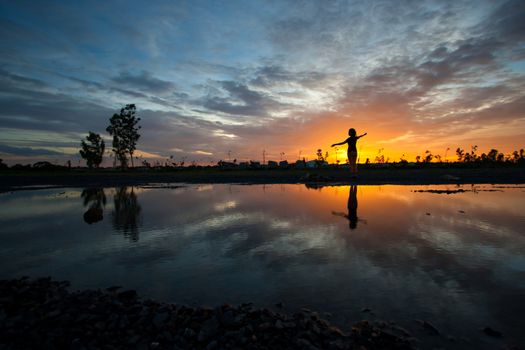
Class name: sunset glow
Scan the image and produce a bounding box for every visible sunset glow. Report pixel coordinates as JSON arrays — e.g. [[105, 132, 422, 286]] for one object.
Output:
[[0, 1, 524, 165]]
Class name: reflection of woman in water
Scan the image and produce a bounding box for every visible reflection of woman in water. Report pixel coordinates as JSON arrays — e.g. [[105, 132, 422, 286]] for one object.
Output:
[[331, 128, 367, 175], [332, 185, 359, 230]]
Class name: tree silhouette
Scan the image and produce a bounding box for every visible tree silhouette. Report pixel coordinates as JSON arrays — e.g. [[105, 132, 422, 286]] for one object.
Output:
[[79, 132, 105, 168], [423, 150, 433, 163], [470, 145, 478, 161], [374, 148, 385, 164], [456, 148, 464, 162], [444, 147, 450, 162], [316, 148, 325, 168], [316, 149, 324, 161], [106, 104, 141, 168], [375, 154, 385, 164], [512, 150, 520, 162], [487, 149, 498, 162]]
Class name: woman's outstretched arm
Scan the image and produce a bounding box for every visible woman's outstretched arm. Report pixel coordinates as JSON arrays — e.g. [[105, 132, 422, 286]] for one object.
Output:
[[357, 132, 367, 138], [331, 140, 347, 147], [331, 211, 349, 219]]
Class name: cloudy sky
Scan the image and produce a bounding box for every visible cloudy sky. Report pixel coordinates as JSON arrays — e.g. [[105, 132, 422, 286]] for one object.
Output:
[[0, 0, 524, 165]]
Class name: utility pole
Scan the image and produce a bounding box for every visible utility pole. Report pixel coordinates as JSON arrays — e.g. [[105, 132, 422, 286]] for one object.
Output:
[[262, 149, 266, 165]]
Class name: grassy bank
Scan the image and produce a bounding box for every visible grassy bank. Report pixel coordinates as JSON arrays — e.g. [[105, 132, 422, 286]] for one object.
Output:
[[1, 166, 524, 191]]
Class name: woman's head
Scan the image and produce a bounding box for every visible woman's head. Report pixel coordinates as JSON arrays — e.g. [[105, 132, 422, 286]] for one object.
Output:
[[348, 128, 356, 136]]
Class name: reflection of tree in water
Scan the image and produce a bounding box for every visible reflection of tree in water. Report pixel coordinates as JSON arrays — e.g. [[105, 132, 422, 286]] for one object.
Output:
[[112, 187, 142, 241], [81, 188, 106, 224]]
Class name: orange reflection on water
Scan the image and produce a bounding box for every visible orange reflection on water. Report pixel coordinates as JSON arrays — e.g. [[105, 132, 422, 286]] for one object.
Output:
[[233, 184, 525, 240]]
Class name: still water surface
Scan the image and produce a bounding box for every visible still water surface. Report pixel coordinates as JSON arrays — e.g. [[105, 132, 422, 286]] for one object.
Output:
[[1, 184, 524, 348]]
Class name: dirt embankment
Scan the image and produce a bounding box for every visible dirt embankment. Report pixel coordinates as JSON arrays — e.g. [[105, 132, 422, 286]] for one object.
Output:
[[1, 167, 524, 191]]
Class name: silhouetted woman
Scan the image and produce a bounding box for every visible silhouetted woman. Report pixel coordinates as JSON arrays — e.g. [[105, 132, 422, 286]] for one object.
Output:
[[331, 128, 367, 175]]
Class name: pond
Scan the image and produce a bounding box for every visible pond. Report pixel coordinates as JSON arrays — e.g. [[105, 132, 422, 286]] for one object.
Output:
[[1, 184, 524, 348]]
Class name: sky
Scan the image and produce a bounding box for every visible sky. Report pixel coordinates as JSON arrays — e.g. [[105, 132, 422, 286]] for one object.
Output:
[[0, 0, 524, 165]]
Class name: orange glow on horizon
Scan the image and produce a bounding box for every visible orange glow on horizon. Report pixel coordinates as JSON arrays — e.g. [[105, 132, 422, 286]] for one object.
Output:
[[230, 110, 525, 164], [2, 109, 523, 166]]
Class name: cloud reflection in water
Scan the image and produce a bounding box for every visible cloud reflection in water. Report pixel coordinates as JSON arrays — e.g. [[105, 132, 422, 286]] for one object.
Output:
[[0, 184, 524, 348]]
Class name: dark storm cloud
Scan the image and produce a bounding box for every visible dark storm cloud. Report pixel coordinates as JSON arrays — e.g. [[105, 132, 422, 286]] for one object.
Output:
[[357, 24, 515, 93], [335, 8, 525, 135], [65, 76, 105, 91], [0, 68, 112, 135], [350, 39, 501, 103], [111, 71, 176, 94], [418, 39, 500, 87], [0, 89, 112, 133], [267, 1, 463, 60], [131, 109, 234, 158], [0, 68, 47, 89], [482, 0, 525, 42], [202, 81, 285, 118], [0, 144, 65, 156], [250, 0, 524, 147], [68, 76, 150, 99]]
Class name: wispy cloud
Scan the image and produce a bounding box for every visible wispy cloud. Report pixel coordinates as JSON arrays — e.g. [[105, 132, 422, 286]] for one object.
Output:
[[0, 0, 523, 163]]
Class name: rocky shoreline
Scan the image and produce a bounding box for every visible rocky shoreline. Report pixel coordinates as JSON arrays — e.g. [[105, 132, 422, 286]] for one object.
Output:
[[0, 277, 415, 349]]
